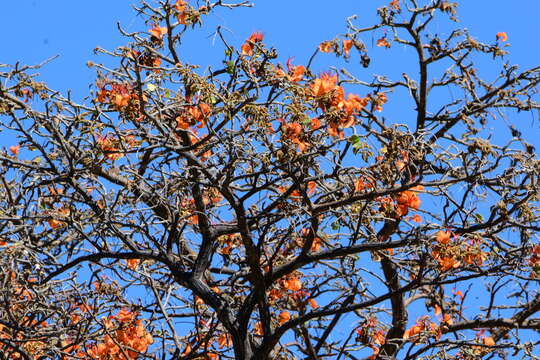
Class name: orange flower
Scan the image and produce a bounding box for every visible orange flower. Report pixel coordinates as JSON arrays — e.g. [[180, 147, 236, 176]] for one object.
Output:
[[281, 122, 310, 151], [9, 144, 20, 156], [411, 214, 422, 223], [48, 207, 70, 229], [372, 330, 386, 346], [97, 134, 123, 161], [217, 333, 232, 348], [248, 31, 264, 43], [310, 237, 322, 252], [396, 187, 422, 216], [278, 311, 291, 325], [374, 92, 388, 112], [311, 117, 321, 130], [253, 322, 264, 336], [311, 73, 338, 97], [176, 103, 212, 129], [149, 25, 168, 40], [355, 177, 374, 192], [175, 0, 188, 24], [241, 31, 264, 56], [342, 39, 353, 57], [282, 122, 302, 139], [496, 32, 507, 42], [174, 0, 187, 25], [319, 41, 334, 53], [175, 0, 187, 12], [268, 288, 283, 302], [113, 93, 131, 108], [403, 317, 439, 342], [376, 37, 391, 48], [21, 88, 33, 102], [442, 313, 453, 325], [289, 65, 305, 82], [483, 336, 495, 346], [241, 42, 254, 56], [284, 277, 302, 291], [389, 0, 400, 10], [126, 258, 140, 270], [436, 230, 451, 244], [437, 256, 461, 271], [308, 298, 318, 309]]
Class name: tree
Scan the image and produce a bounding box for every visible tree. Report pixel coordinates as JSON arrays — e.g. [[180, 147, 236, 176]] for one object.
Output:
[[0, 0, 539, 359]]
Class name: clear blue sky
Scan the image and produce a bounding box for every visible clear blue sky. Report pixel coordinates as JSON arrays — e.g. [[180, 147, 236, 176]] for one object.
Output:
[[2, 0, 539, 98]]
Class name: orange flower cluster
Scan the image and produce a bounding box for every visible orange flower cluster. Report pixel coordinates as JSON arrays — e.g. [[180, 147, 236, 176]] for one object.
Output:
[[216, 332, 232, 349], [319, 39, 354, 57], [148, 25, 167, 41], [389, 0, 400, 11], [273, 58, 305, 83], [281, 121, 310, 151], [373, 92, 388, 112], [175, 0, 188, 24], [218, 233, 241, 255], [311, 72, 338, 98], [310, 73, 369, 138], [403, 316, 440, 343], [355, 317, 386, 360], [283, 276, 302, 292], [181, 323, 231, 358], [176, 102, 212, 130], [354, 177, 375, 193], [395, 185, 423, 216], [432, 231, 487, 272], [299, 228, 323, 252], [125, 258, 140, 271], [180, 189, 221, 226], [48, 206, 70, 229], [0, 274, 51, 359], [473, 335, 496, 356], [318, 41, 334, 53], [268, 274, 318, 311], [96, 133, 138, 161], [0, 320, 49, 359], [77, 309, 153, 359], [96, 82, 140, 113], [241, 32, 264, 57]]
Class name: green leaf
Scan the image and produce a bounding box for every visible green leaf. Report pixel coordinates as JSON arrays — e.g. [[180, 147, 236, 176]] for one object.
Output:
[[226, 60, 235, 74], [473, 213, 484, 222]]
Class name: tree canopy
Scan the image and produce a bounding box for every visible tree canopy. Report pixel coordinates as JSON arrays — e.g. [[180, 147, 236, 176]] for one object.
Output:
[[0, 1, 539, 359]]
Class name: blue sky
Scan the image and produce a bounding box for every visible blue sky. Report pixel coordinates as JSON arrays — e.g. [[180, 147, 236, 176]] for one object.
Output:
[[3, 1, 539, 98]]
